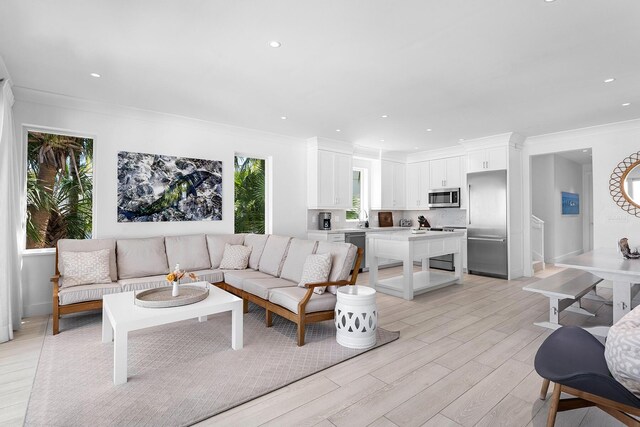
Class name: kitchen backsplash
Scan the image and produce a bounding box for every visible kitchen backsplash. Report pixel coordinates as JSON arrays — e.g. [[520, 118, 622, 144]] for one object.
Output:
[[404, 209, 467, 228], [307, 208, 467, 230]]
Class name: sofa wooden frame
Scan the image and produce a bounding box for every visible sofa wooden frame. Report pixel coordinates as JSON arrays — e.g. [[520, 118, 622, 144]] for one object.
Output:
[[51, 245, 105, 335], [219, 248, 364, 346]]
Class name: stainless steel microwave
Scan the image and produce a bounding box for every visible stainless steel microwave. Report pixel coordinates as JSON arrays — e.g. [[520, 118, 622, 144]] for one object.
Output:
[[427, 188, 460, 208]]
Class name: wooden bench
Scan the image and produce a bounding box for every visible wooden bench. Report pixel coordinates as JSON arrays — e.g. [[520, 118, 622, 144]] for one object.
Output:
[[523, 269, 603, 331]]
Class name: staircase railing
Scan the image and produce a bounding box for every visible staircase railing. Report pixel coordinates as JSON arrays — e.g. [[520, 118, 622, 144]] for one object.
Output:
[[531, 215, 545, 269]]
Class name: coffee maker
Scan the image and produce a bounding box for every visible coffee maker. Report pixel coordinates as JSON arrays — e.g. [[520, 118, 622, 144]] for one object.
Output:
[[318, 212, 332, 230]]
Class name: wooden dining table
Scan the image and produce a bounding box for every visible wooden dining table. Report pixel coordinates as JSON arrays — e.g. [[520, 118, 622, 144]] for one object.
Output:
[[557, 248, 640, 325]]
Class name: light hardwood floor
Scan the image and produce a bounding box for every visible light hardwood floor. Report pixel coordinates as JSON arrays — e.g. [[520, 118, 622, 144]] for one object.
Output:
[[0, 266, 628, 427]]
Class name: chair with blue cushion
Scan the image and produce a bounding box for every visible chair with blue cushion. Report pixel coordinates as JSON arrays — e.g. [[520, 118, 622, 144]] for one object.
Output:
[[535, 326, 640, 427]]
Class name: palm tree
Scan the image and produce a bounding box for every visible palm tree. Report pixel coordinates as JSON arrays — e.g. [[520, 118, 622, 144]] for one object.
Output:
[[26, 132, 93, 248], [234, 157, 265, 233]]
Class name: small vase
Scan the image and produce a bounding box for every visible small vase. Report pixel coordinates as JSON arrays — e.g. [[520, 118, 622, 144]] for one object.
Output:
[[172, 282, 180, 297]]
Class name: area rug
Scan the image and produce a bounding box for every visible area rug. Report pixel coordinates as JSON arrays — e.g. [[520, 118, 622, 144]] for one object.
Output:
[[25, 307, 399, 426]]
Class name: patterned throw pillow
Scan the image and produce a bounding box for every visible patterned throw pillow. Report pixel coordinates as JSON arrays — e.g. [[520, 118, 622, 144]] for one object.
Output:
[[298, 253, 333, 295], [60, 249, 112, 288], [219, 244, 252, 270], [605, 306, 640, 397]]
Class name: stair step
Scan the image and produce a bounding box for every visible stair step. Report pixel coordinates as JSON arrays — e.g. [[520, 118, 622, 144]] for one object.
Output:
[[532, 260, 545, 272]]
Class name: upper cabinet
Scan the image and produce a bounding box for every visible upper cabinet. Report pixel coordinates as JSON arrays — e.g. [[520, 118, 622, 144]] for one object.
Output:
[[430, 156, 461, 189], [406, 161, 430, 209], [467, 146, 507, 173], [307, 138, 353, 209], [371, 159, 406, 210]]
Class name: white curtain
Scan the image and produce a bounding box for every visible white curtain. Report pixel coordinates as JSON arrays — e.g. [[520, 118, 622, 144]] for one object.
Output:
[[0, 80, 23, 343]]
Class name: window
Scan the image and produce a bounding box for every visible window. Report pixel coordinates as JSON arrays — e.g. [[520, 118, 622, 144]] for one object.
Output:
[[347, 168, 367, 221], [26, 131, 93, 249], [234, 156, 266, 233]]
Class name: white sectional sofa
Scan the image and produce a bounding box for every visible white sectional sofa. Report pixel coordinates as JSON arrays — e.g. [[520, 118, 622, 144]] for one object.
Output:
[[52, 233, 363, 346]]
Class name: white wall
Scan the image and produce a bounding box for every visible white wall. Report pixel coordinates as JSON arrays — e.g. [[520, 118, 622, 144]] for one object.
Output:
[[531, 155, 555, 261], [15, 88, 308, 316], [553, 155, 584, 261], [523, 118, 640, 275]]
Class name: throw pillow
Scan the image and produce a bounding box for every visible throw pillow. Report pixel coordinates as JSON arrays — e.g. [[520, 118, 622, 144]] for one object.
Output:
[[298, 253, 332, 295], [60, 248, 112, 288], [605, 306, 640, 397], [219, 244, 252, 270]]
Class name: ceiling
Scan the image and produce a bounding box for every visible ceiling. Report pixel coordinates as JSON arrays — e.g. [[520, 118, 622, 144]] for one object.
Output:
[[1, 0, 639, 153], [555, 149, 593, 165]]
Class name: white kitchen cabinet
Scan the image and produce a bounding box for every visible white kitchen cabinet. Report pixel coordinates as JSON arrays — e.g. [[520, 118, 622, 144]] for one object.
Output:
[[430, 156, 462, 189], [467, 147, 507, 173], [372, 160, 406, 210], [307, 148, 352, 209], [406, 161, 430, 209]]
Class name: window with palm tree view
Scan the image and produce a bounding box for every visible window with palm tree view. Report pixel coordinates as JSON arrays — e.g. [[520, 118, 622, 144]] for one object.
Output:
[[347, 169, 363, 220], [234, 156, 265, 233], [26, 131, 93, 249]]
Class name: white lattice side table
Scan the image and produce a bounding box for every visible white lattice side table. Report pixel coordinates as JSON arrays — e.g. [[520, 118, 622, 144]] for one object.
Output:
[[335, 285, 377, 349]]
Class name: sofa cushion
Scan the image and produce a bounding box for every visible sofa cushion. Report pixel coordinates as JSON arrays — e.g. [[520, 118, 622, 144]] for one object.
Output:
[[60, 249, 112, 288], [315, 242, 357, 294], [223, 269, 273, 290], [298, 252, 332, 295], [206, 234, 246, 269], [268, 287, 337, 314], [219, 244, 252, 270], [243, 277, 297, 300], [116, 237, 169, 279], [118, 275, 168, 292], [58, 282, 121, 306], [258, 235, 292, 276], [280, 238, 318, 283], [606, 306, 640, 397], [57, 238, 118, 282], [244, 233, 269, 270], [165, 234, 211, 271], [189, 269, 224, 284]]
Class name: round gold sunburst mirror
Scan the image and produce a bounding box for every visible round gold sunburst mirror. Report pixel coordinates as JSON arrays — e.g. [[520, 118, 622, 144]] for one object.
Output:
[[610, 151, 640, 217]]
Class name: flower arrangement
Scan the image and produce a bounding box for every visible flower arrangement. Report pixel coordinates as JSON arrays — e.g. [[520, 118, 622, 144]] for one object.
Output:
[[166, 264, 197, 285]]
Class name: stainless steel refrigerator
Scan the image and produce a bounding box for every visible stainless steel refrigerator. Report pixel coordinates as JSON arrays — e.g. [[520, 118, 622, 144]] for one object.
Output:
[[467, 170, 508, 279]]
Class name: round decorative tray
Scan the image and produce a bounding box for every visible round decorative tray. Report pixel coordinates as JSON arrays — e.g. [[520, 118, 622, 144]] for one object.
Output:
[[134, 285, 209, 308]]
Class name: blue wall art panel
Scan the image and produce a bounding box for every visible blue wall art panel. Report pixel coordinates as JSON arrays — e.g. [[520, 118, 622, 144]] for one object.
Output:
[[117, 151, 222, 222], [561, 191, 579, 215]]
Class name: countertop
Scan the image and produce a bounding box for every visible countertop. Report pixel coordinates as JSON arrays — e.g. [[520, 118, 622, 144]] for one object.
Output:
[[308, 227, 411, 234], [307, 226, 466, 234], [367, 230, 466, 241]]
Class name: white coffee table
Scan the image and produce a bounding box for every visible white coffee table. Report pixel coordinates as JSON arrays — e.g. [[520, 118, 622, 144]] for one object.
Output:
[[102, 282, 243, 385]]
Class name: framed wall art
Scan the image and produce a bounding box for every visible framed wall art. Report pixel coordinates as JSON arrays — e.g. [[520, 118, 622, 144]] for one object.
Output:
[[561, 191, 579, 215], [117, 151, 222, 222]]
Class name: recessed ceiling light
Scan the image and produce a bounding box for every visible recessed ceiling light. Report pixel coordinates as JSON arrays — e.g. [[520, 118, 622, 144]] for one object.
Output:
[[544, 0, 556, 2], [622, 102, 631, 107], [269, 41, 281, 48], [604, 78, 615, 83], [582, 149, 588, 152], [459, 138, 465, 142], [280, 116, 287, 120], [90, 73, 101, 78], [380, 139, 385, 142], [336, 129, 341, 132], [381, 115, 388, 118], [426, 129, 432, 132]]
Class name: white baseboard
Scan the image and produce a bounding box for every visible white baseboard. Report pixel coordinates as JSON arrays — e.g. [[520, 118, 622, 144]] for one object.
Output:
[[552, 249, 584, 264], [23, 302, 52, 317]]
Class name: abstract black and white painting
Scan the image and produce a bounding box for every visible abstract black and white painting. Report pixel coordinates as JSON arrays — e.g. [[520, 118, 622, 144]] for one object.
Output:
[[117, 151, 222, 222]]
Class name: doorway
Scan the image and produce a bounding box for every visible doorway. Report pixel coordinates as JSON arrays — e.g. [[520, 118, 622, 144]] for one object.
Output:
[[530, 149, 593, 265]]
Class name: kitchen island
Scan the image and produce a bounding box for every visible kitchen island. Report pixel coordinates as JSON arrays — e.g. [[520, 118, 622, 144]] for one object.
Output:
[[367, 230, 465, 300]]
